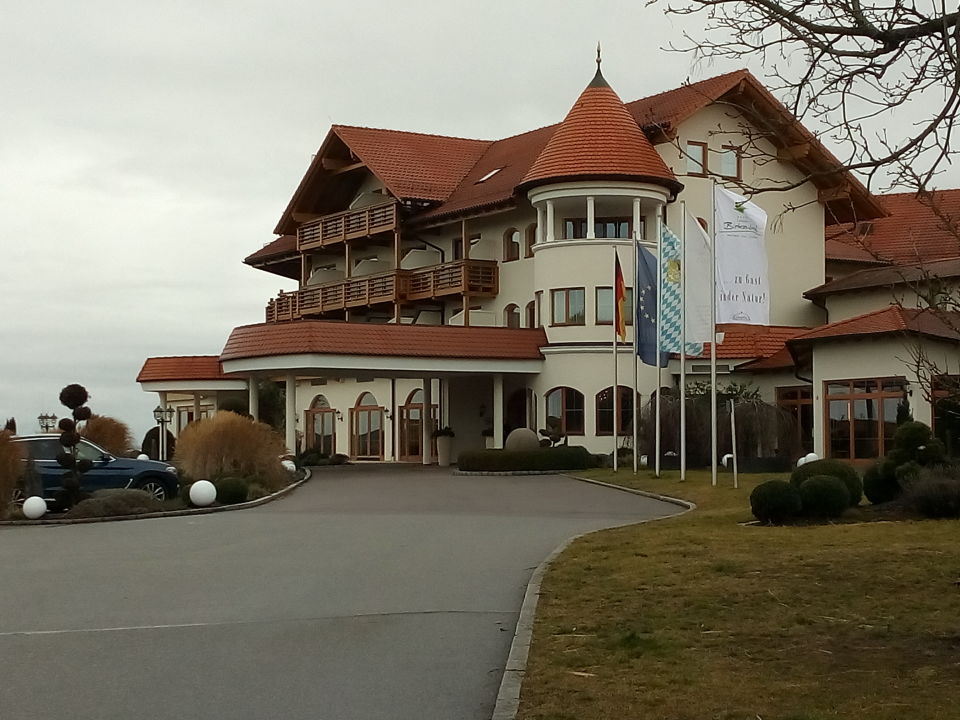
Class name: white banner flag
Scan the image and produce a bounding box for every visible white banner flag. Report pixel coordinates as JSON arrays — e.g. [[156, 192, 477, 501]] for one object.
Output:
[[683, 210, 714, 344], [714, 186, 769, 325]]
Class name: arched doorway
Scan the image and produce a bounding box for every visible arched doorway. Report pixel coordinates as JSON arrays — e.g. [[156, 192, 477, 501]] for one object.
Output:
[[305, 394, 337, 457], [351, 392, 384, 460], [506, 388, 534, 434], [398, 388, 437, 462]]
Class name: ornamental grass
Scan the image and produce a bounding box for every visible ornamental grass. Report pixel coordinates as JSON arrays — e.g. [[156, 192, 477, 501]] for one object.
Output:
[[81, 415, 136, 456], [0, 430, 23, 518], [174, 411, 288, 491]]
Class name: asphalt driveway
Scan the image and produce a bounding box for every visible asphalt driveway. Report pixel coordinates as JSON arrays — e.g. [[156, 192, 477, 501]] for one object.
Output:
[[0, 466, 679, 720]]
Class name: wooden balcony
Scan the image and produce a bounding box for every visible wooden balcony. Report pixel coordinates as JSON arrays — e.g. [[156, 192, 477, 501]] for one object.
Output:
[[265, 259, 499, 322], [297, 201, 398, 250]]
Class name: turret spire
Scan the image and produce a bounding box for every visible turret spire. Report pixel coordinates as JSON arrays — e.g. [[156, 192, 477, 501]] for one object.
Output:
[[589, 42, 609, 88]]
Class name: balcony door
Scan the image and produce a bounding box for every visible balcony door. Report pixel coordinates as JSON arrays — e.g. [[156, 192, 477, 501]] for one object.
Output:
[[398, 389, 437, 462], [351, 392, 384, 461]]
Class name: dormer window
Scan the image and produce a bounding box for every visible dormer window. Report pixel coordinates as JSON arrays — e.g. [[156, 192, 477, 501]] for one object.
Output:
[[476, 167, 503, 183]]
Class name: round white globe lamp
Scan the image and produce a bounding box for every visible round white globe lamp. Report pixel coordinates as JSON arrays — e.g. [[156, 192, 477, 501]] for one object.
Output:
[[137, 453, 149, 461], [804, 452, 819, 464], [797, 456, 807, 467], [280, 459, 297, 473], [189, 480, 217, 507], [22, 496, 47, 520]]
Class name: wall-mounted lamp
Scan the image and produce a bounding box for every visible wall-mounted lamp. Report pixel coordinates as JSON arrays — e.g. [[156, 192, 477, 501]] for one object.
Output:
[[335, 410, 344, 421], [383, 409, 392, 420]]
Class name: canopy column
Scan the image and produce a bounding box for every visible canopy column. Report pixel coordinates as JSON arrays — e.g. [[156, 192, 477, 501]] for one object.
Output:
[[421, 378, 433, 465], [285, 374, 297, 453]]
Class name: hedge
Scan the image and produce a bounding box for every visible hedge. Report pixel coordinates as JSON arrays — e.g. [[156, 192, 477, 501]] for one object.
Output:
[[457, 446, 596, 472]]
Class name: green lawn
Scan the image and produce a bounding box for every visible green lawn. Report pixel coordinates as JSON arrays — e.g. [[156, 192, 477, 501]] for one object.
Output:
[[516, 470, 960, 720]]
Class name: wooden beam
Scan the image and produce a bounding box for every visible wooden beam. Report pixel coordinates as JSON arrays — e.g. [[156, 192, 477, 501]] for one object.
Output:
[[328, 161, 366, 176], [819, 185, 851, 203], [292, 212, 323, 223], [461, 220, 469, 260], [777, 143, 811, 162]]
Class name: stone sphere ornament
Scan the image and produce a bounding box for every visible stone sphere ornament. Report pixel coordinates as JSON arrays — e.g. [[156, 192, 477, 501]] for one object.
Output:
[[504, 428, 540, 452], [22, 496, 47, 520], [189, 480, 217, 507]]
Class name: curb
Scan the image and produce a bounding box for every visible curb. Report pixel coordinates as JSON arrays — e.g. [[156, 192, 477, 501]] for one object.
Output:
[[453, 470, 576, 477], [0, 468, 312, 527], [490, 475, 694, 720]]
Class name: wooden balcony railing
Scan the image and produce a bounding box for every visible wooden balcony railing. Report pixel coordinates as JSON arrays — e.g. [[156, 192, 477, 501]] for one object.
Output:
[[297, 201, 398, 250], [264, 259, 499, 322]]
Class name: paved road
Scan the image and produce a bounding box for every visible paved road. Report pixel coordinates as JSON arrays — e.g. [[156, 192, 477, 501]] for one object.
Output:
[[0, 466, 677, 720]]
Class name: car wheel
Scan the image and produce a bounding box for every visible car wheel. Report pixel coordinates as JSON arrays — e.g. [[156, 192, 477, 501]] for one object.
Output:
[[136, 477, 172, 502]]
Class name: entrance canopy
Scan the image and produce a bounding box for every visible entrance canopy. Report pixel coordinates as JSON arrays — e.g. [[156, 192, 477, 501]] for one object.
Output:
[[219, 321, 547, 377]]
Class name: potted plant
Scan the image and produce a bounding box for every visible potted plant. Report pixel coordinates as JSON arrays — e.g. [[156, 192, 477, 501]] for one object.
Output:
[[432, 426, 455, 467]]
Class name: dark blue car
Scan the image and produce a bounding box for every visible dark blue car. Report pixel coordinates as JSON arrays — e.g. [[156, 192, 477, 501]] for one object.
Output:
[[14, 434, 179, 502]]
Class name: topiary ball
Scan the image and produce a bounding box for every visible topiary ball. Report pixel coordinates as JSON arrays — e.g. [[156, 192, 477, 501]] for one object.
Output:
[[799, 475, 850, 518], [59, 384, 89, 410], [791, 458, 862, 506], [888, 421, 946, 467], [750, 480, 802, 524], [58, 418, 76, 433], [863, 460, 901, 504], [72, 406, 92, 422], [213, 477, 248, 505], [56, 451, 75, 469], [59, 431, 80, 448]]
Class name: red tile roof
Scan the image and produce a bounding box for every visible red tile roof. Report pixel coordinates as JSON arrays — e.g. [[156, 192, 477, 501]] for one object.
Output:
[[826, 189, 960, 265], [137, 356, 231, 383], [519, 69, 680, 192], [220, 322, 548, 362], [824, 237, 887, 264], [332, 125, 491, 202], [625, 69, 750, 134], [244, 235, 297, 265], [789, 306, 960, 344], [736, 346, 795, 371], [806, 256, 960, 298], [694, 324, 809, 360]]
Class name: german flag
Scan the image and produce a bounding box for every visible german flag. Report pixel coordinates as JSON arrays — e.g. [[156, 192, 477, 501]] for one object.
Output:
[[614, 252, 627, 341]]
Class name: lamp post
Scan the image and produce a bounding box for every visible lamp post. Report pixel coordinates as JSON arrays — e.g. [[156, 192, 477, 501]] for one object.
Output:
[[37, 413, 57, 433], [153, 405, 175, 461]]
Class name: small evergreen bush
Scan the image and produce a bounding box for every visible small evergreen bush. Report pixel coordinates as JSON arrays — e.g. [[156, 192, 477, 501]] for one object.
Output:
[[799, 475, 850, 518], [246, 483, 269, 502], [64, 489, 163, 519], [791, 459, 862, 506], [887, 421, 946, 467], [457, 446, 596, 472], [863, 459, 901, 504], [749, 480, 802, 524], [213, 476, 249, 505], [906, 466, 960, 518]]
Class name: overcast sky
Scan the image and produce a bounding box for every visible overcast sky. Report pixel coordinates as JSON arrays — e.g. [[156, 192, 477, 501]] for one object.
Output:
[[3, 1, 957, 442]]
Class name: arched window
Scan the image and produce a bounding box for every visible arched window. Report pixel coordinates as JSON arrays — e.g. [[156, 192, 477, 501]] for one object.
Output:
[[503, 228, 521, 262], [524, 223, 537, 258], [351, 392, 383, 460], [306, 394, 336, 456], [545, 387, 585, 436], [504, 303, 521, 328], [596, 386, 639, 436], [525, 300, 536, 329]]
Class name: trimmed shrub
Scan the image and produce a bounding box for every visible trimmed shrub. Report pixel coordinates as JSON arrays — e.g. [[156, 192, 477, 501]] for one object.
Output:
[[246, 483, 269, 502], [296, 449, 329, 467], [213, 476, 249, 505], [457, 446, 596, 472], [750, 480, 802, 524], [863, 459, 901, 504], [174, 412, 288, 491], [799, 475, 850, 518], [906, 466, 960, 518], [0, 431, 23, 518], [895, 460, 923, 489], [887, 421, 946, 467], [64, 489, 163, 519], [330, 453, 350, 465], [81, 415, 135, 457], [791, 458, 862, 506]]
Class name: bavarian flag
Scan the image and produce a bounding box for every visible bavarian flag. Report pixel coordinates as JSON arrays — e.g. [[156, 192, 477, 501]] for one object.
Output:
[[614, 252, 627, 341]]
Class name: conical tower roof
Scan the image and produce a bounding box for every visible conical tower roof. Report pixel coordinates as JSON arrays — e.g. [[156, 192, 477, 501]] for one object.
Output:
[[519, 64, 682, 193]]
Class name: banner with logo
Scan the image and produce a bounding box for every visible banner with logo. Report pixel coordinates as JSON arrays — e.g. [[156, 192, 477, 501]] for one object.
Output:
[[714, 186, 769, 325]]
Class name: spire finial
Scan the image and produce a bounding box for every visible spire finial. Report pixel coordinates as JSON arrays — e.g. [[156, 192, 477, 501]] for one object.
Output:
[[588, 42, 609, 88]]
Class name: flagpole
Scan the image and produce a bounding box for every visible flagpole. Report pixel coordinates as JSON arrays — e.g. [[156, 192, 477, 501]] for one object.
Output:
[[655, 205, 663, 479], [613, 250, 619, 473], [710, 178, 719, 488], [730, 397, 739, 489], [632, 231, 639, 475], [679, 201, 688, 482]]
